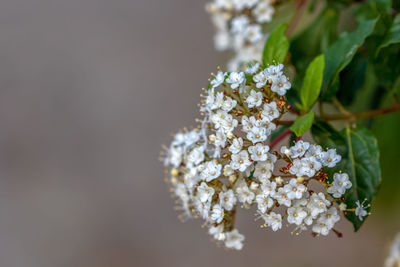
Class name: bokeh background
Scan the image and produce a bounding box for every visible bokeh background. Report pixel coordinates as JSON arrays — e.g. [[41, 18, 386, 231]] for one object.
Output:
[[0, 0, 399, 266]]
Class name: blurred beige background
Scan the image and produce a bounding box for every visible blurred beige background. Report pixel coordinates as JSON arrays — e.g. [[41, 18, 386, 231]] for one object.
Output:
[[0, 0, 398, 266]]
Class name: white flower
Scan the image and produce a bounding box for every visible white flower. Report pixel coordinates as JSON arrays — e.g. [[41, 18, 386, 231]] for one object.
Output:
[[214, 130, 227, 147], [299, 157, 322, 177], [248, 143, 269, 161], [271, 75, 291, 96], [312, 207, 340, 235], [230, 150, 252, 171], [195, 200, 211, 219], [267, 212, 282, 231], [284, 179, 307, 200], [320, 149, 342, 167], [261, 101, 280, 122], [231, 15, 249, 33], [229, 137, 243, 154], [219, 190, 237, 211], [290, 140, 310, 158], [274, 187, 291, 207], [265, 64, 283, 78], [211, 204, 225, 223], [253, 69, 268, 88], [254, 161, 273, 183], [327, 173, 352, 198], [261, 180, 277, 197], [208, 224, 224, 240], [197, 182, 215, 203], [247, 126, 268, 143], [246, 90, 263, 108], [236, 185, 255, 205], [245, 62, 260, 74], [224, 229, 245, 250], [187, 147, 205, 166], [355, 200, 368, 221], [221, 114, 238, 133], [221, 97, 237, 112], [256, 192, 274, 213], [211, 71, 225, 88], [226, 71, 245, 89], [244, 24, 263, 43], [307, 192, 330, 218], [201, 161, 222, 182], [254, 1, 274, 23], [305, 144, 324, 159], [287, 206, 307, 225], [223, 165, 234, 176]]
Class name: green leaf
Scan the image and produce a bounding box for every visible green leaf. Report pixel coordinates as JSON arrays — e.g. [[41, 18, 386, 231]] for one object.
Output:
[[290, 111, 315, 137], [377, 14, 400, 55], [321, 18, 378, 100], [263, 23, 289, 65], [311, 122, 381, 231], [291, 8, 338, 74], [299, 54, 325, 112]]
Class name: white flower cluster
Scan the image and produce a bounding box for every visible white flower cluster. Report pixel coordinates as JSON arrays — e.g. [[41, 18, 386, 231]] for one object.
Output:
[[385, 233, 400, 267], [206, 0, 275, 70], [163, 62, 354, 250]]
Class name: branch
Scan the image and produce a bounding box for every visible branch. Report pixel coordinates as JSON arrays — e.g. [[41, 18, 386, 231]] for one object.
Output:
[[269, 128, 292, 149], [277, 103, 400, 124]]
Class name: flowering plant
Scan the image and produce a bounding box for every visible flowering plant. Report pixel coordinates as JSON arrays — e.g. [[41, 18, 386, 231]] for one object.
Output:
[[162, 0, 400, 249]]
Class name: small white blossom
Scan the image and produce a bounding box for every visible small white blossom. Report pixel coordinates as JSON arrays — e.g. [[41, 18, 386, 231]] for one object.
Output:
[[211, 204, 225, 223], [211, 71, 225, 88], [320, 149, 342, 167], [290, 140, 310, 158], [229, 137, 243, 154], [327, 173, 352, 198], [253, 69, 268, 88], [256, 193, 274, 213], [246, 90, 263, 108], [231, 150, 252, 171], [231, 15, 249, 33], [355, 200, 368, 221], [219, 189, 237, 211], [201, 161, 222, 182], [236, 185, 255, 205], [224, 229, 245, 250], [247, 126, 268, 143], [261, 101, 280, 122], [197, 182, 215, 203], [248, 143, 269, 161], [284, 179, 307, 200], [271, 75, 291, 95], [287, 206, 307, 225], [226, 71, 245, 89], [254, 161, 273, 183]]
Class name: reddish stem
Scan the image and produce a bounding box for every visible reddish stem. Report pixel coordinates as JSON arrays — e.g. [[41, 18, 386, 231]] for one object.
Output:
[[269, 128, 292, 149]]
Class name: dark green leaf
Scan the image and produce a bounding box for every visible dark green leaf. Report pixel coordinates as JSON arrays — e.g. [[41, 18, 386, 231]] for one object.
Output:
[[263, 23, 289, 65], [311, 122, 381, 231], [290, 111, 315, 137], [377, 14, 400, 55], [299, 54, 325, 112], [321, 18, 378, 100], [291, 8, 339, 74]]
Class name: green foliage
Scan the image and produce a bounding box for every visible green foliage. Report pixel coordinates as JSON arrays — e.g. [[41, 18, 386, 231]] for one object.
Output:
[[377, 14, 400, 54], [262, 23, 289, 65], [299, 55, 325, 112], [312, 122, 381, 231], [321, 18, 378, 100], [290, 111, 315, 137]]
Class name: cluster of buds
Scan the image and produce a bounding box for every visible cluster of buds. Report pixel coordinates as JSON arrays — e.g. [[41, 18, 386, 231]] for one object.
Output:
[[206, 0, 276, 70], [162, 62, 365, 250]]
